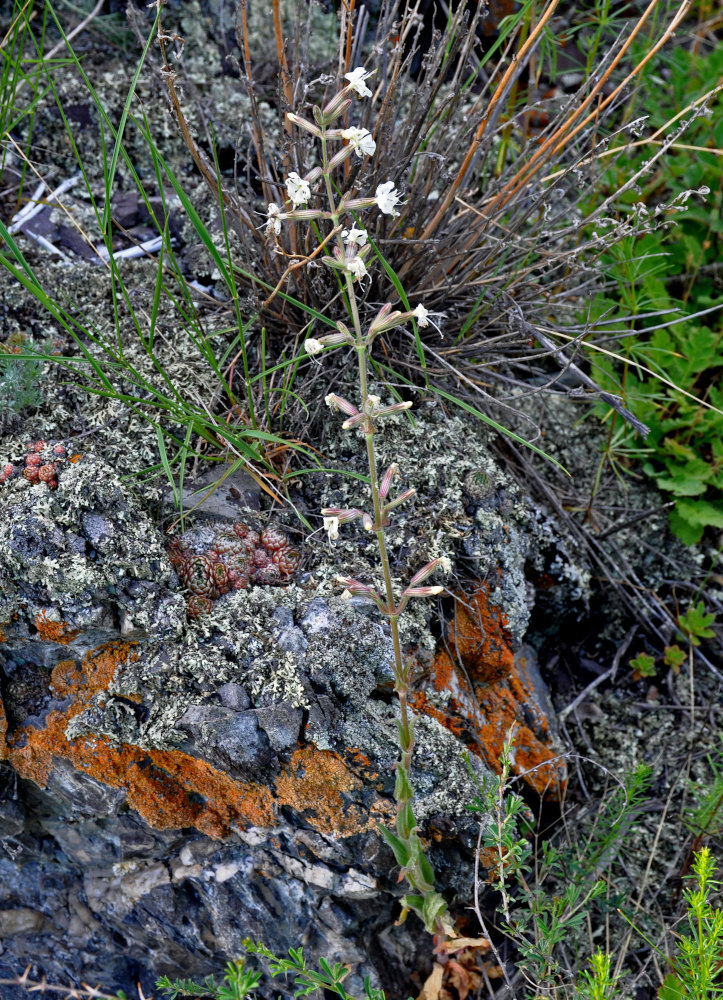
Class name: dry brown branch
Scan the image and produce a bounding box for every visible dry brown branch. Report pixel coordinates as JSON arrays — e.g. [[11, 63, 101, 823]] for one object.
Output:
[[238, 0, 275, 209], [419, 0, 562, 242], [156, 8, 255, 236], [486, 0, 693, 218], [262, 224, 342, 311], [273, 0, 294, 118]]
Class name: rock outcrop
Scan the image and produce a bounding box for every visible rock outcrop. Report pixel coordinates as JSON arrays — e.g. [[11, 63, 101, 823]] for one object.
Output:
[[0, 429, 570, 998]]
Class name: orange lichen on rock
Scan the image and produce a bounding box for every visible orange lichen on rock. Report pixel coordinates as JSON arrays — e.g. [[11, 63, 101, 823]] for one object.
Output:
[[34, 610, 81, 645], [448, 587, 515, 684], [6, 642, 275, 837], [276, 746, 393, 838], [5, 641, 391, 840], [345, 746, 376, 774], [50, 659, 84, 697], [407, 691, 467, 741], [421, 585, 566, 799], [9, 711, 275, 838]]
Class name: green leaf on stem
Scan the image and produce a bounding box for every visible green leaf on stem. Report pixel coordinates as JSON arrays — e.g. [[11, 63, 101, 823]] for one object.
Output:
[[378, 826, 410, 868]]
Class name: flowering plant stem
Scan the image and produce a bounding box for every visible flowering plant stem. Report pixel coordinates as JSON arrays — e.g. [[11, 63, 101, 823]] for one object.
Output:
[[274, 80, 453, 937], [345, 267, 422, 916]]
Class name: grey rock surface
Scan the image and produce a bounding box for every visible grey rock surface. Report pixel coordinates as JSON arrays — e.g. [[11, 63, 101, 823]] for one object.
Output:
[[0, 446, 505, 1000]]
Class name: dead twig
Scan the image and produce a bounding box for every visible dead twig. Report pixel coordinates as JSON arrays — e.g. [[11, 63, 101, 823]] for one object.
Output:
[[559, 626, 637, 722]]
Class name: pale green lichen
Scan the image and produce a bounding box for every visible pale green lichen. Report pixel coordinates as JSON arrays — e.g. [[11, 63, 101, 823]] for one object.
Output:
[[0, 457, 174, 629]]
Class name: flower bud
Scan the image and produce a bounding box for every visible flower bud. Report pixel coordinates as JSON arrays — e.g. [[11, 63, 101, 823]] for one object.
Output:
[[321, 92, 353, 122], [314, 331, 354, 349], [321, 254, 348, 273], [379, 463, 400, 499], [403, 585, 444, 597], [325, 394, 358, 416], [384, 487, 416, 512], [368, 303, 403, 336], [285, 208, 330, 222], [320, 507, 366, 524], [376, 401, 413, 418], [328, 144, 355, 172], [336, 575, 379, 598], [286, 112, 322, 137], [341, 412, 367, 430], [340, 196, 377, 211], [409, 558, 444, 588]]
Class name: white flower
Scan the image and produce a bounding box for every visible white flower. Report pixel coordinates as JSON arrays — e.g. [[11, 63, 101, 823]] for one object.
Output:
[[323, 516, 340, 541], [342, 226, 368, 247], [438, 556, 452, 573], [285, 171, 311, 207], [347, 256, 368, 280], [304, 338, 324, 356], [344, 67, 373, 98], [413, 304, 429, 327], [265, 202, 286, 235], [340, 126, 376, 158], [375, 181, 402, 217]]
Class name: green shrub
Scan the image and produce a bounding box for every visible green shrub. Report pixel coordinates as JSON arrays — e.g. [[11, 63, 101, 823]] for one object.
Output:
[[584, 40, 723, 544]]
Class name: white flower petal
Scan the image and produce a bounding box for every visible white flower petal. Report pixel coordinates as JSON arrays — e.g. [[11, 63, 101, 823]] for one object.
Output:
[[323, 516, 340, 540], [375, 181, 402, 217], [304, 338, 324, 356], [413, 304, 430, 327], [342, 226, 368, 247], [340, 126, 376, 157], [347, 256, 368, 280], [285, 171, 311, 207], [344, 67, 373, 98], [265, 202, 286, 235]]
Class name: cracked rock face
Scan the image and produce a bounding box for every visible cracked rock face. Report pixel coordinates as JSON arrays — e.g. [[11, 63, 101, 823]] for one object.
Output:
[[0, 455, 494, 999], [0, 414, 575, 999]]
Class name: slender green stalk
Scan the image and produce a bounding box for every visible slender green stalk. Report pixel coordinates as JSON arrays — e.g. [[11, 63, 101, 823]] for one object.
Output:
[[280, 78, 452, 938]]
